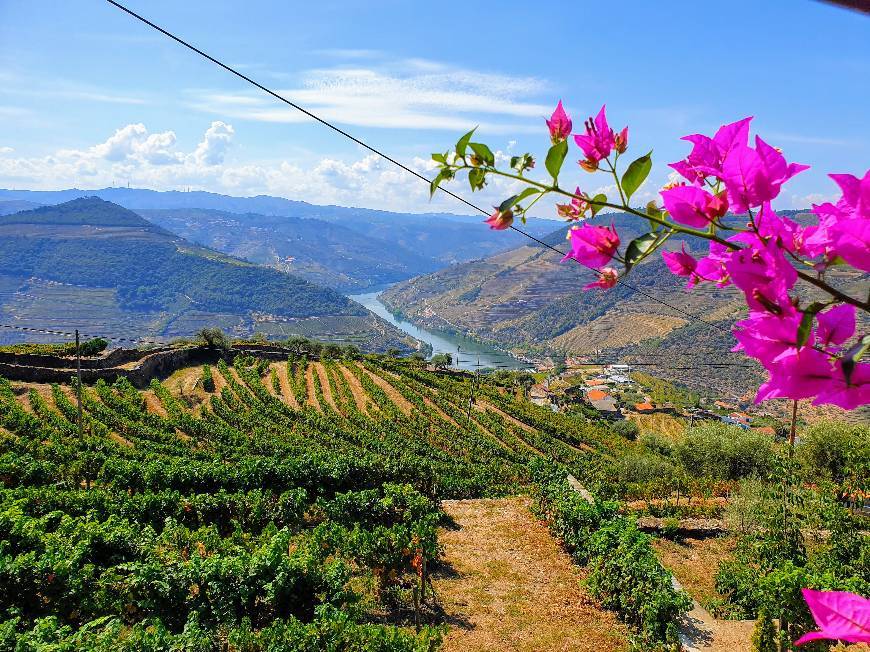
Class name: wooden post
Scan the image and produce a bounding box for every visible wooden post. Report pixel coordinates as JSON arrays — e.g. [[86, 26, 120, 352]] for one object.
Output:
[[788, 400, 798, 459], [75, 329, 83, 438]]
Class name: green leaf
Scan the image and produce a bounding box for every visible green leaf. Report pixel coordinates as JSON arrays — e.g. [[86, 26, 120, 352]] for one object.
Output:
[[621, 151, 652, 201], [456, 128, 476, 159], [796, 312, 816, 349], [431, 152, 446, 164], [498, 195, 519, 213], [429, 170, 448, 198], [468, 167, 486, 191], [624, 232, 661, 273], [842, 334, 870, 385], [545, 140, 569, 182], [515, 187, 540, 204], [589, 194, 608, 217], [469, 142, 494, 166]]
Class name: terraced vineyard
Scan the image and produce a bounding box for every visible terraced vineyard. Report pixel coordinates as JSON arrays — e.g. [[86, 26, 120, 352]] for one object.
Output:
[[0, 354, 625, 650]]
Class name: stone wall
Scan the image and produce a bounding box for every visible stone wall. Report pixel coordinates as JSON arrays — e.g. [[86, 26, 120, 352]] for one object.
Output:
[[0, 345, 298, 389]]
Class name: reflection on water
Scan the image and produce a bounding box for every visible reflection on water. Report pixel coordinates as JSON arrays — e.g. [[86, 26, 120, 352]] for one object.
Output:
[[349, 290, 530, 372]]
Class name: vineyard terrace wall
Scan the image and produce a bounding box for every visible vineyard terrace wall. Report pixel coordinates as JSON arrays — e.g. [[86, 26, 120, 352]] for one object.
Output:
[[0, 344, 300, 388]]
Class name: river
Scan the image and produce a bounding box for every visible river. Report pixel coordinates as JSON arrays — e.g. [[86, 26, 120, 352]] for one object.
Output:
[[349, 289, 531, 371]]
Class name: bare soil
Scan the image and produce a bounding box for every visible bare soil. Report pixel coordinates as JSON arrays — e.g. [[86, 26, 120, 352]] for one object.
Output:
[[433, 497, 629, 652], [358, 365, 413, 416], [313, 362, 340, 413], [337, 364, 373, 415]]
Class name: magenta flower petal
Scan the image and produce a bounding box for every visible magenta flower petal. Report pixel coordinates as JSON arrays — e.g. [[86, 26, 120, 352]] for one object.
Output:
[[816, 304, 856, 347], [661, 185, 728, 228], [755, 349, 834, 403], [813, 362, 870, 410], [546, 100, 572, 143], [583, 267, 618, 291], [662, 245, 698, 277], [562, 224, 620, 268], [794, 589, 870, 646]]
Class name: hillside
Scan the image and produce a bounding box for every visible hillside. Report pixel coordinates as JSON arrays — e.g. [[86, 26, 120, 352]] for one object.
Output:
[[0, 187, 560, 286], [0, 198, 413, 350], [381, 211, 867, 398], [136, 207, 441, 292]]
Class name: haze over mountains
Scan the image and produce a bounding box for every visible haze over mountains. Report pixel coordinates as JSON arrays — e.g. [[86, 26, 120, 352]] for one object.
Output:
[[0, 187, 558, 292]]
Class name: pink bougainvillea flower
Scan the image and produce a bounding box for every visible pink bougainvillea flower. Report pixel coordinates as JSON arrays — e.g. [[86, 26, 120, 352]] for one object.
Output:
[[688, 241, 731, 288], [751, 202, 806, 254], [669, 117, 753, 182], [661, 185, 729, 228], [724, 239, 797, 313], [614, 126, 629, 154], [830, 168, 870, 218], [721, 136, 809, 213], [829, 216, 870, 272], [813, 361, 870, 410], [546, 100, 573, 144], [573, 105, 619, 168], [583, 267, 618, 291], [662, 244, 698, 277], [562, 223, 620, 268], [794, 589, 870, 646], [484, 208, 514, 230], [556, 187, 589, 221], [816, 304, 856, 348], [754, 347, 834, 403], [732, 307, 805, 365]]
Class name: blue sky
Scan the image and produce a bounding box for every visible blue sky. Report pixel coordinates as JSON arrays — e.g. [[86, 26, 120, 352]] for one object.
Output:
[[1, 0, 868, 214]]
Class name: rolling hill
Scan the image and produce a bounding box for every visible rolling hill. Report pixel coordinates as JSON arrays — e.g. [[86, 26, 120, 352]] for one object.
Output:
[[380, 211, 867, 398], [0, 187, 560, 290], [0, 197, 414, 350]]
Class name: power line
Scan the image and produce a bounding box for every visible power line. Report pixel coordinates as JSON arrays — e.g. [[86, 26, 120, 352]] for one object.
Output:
[[104, 0, 738, 347]]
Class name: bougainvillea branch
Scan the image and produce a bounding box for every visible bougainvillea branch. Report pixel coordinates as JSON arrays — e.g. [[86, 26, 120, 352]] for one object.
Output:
[[430, 103, 870, 409]]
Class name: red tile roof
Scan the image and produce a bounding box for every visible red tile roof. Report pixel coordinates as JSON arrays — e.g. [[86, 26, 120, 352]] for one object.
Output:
[[635, 402, 654, 412], [586, 389, 609, 401]]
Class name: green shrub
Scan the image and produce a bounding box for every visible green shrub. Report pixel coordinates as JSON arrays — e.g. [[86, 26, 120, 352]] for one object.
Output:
[[530, 459, 690, 647], [201, 365, 215, 392], [675, 423, 775, 481]]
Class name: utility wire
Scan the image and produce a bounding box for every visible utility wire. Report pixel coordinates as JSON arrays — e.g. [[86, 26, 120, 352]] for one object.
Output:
[[104, 0, 738, 344]]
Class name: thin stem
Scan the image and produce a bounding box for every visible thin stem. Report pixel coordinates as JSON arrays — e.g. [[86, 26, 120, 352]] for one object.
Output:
[[604, 158, 627, 205], [482, 166, 738, 247], [796, 269, 869, 312]]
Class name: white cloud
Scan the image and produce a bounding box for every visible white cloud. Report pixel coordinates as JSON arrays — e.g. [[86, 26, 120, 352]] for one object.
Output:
[[191, 121, 234, 166], [0, 147, 13, 155], [187, 61, 550, 133], [0, 120, 553, 214]]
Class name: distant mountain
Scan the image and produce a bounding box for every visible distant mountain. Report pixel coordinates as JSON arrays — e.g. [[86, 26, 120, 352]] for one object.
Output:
[[380, 210, 867, 397], [0, 199, 43, 215], [0, 187, 560, 289], [0, 198, 414, 351], [135, 208, 441, 292]]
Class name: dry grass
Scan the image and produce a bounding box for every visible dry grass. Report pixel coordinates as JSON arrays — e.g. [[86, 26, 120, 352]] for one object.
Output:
[[651, 535, 736, 607], [433, 497, 629, 652]]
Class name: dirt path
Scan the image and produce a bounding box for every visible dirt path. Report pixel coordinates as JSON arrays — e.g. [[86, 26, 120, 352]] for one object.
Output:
[[358, 365, 413, 416], [142, 390, 168, 417], [338, 364, 373, 415], [434, 497, 629, 652], [313, 363, 340, 413], [304, 363, 323, 412], [270, 363, 300, 409], [423, 396, 461, 429]]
